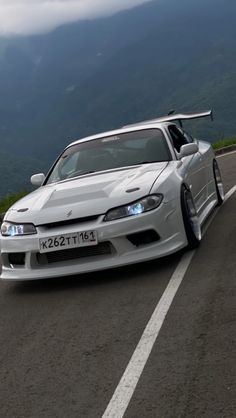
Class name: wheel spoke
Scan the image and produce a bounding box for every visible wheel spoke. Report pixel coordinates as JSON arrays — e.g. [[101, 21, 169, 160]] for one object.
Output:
[[186, 191, 201, 241], [214, 163, 225, 201]]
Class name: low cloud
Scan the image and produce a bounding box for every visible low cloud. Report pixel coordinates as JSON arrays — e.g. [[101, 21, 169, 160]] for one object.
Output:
[[0, 0, 151, 36]]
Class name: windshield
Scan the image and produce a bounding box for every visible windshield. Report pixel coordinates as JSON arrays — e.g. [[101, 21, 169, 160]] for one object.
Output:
[[46, 129, 171, 184]]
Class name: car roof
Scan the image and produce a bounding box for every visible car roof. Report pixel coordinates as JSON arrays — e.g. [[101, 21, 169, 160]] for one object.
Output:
[[66, 122, 167, 149], [66, 110, 212, 149]]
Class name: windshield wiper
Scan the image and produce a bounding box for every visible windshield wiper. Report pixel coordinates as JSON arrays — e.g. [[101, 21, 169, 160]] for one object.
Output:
[[129, 161, 157, 166], [79, 170, 96, 176]]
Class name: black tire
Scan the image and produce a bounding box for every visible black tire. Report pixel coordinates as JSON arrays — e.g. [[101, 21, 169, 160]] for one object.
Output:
[[213, 160, 224, 206], [181, 185, 201, 249]]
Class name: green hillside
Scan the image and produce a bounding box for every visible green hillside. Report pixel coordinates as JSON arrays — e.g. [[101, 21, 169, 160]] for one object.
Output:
[[0, 152, 49, 198], [0, 0, 236, 195]]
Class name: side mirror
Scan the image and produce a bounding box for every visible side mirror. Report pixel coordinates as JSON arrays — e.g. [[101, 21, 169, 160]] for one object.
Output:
[[31, 173, 46, 187], [179, 143, 199, 158]]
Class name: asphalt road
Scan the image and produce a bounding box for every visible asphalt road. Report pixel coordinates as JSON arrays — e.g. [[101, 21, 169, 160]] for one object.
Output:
[[0, 152, 236, 418]]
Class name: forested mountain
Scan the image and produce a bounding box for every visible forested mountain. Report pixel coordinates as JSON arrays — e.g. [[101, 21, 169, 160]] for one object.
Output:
[[0, 0, 236, 196], [0, 152, 48, 197]]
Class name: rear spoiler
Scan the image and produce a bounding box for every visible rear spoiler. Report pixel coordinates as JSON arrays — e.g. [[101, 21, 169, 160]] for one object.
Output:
[[124, 110, 213, 128]]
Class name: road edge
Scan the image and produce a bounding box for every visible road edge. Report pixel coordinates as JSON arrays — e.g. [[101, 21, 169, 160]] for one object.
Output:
[[214, 144, 236, 155]]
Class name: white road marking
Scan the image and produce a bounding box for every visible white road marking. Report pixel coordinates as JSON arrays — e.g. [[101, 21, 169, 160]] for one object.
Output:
[[224, 185, 236, 201], [102, 185, 236, 418], [216, 149, 236, 158], [102, 251, 194, 418]]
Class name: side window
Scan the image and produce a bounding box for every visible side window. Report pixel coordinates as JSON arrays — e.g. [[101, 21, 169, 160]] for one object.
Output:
[[182, 129, 194, 143], [168, 125, 188, 153]]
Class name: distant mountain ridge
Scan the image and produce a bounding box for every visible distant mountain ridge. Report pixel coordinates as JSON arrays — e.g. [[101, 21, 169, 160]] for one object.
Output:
[[0, 0, 236, 195], [0, 152, 48, 198]]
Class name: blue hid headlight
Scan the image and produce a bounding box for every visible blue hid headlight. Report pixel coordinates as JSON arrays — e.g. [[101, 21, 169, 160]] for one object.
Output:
[[1, 222, 37, 237], [104, 194, 163, 222]]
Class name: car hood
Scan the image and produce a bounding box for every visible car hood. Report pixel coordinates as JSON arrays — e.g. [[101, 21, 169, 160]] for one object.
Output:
[[6, 163, 168, 224]]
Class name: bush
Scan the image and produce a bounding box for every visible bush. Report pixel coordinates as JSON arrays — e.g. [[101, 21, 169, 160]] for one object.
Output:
[[0, 191, 28, 215], [212, 137, 236, 150]]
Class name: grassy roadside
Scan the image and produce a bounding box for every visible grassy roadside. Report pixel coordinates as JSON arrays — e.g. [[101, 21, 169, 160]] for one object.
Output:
[[212, 137, 236, 150], [0, 191, 28, 215]]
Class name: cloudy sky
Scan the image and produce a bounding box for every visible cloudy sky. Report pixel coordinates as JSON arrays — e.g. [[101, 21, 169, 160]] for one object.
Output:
[[0, 0, 152, 36]]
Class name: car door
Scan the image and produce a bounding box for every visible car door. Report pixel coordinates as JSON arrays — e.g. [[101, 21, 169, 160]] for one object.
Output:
[[167, 124, 207, 213]]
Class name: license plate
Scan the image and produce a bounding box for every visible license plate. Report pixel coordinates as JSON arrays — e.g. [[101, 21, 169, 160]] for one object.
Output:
[[39, 231, 98, 254]]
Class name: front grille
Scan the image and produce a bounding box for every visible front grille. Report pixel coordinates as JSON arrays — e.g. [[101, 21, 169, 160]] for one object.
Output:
[[37, 215, 100, 230], [36, 242, 113, 265]]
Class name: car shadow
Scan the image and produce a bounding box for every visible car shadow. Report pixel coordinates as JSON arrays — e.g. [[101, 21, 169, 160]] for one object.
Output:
[[2, 249, 186, 295]]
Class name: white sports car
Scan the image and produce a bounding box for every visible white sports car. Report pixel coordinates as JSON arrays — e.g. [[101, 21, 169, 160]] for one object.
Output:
[[0, 111, 224, 281]]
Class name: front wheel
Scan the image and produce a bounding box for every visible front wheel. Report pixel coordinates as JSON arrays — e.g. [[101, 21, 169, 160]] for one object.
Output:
[[181, 186, 201, 249], [213, 160, 224, 206]]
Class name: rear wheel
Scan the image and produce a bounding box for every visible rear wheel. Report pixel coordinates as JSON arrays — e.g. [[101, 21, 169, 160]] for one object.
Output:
[[213, 160, 224, 206], [181, 186, 201, 249]]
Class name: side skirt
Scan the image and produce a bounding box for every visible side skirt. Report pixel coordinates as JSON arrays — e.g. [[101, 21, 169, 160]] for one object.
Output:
[[198, 196, 218, 227]]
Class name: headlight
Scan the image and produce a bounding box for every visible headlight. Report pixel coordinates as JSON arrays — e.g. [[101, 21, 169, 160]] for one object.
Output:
[[104, 194, 163, 222], [1, 222, 37, 237]]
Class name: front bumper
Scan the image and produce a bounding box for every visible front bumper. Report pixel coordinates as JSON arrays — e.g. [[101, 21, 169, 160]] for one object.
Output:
[[0, 199, 187, 281]]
